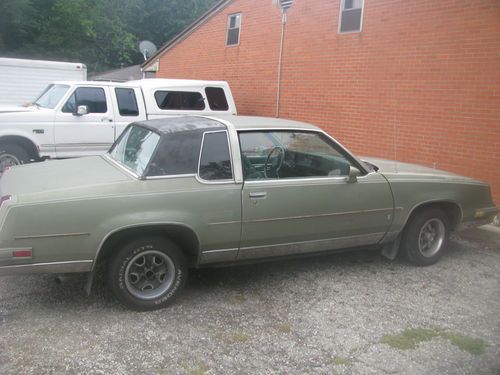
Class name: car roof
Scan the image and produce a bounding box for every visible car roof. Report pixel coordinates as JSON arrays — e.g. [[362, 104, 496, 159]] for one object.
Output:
[[133, 115, 321, 135], [53, 79, 230, 88]]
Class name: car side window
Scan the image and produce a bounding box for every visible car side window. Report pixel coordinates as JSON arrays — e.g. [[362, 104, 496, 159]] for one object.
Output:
[[154, 91, 205, 110], [115, 88, 139, 116], [146, 131, 203, 177], [62, 87, 107, 113], [205, 87, 229, 111], [199, 131, 233, 181], [239, 131, 354, 180]]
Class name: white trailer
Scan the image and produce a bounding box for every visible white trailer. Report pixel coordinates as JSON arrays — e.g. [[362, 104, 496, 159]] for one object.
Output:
[[0, 58, 87, 105]]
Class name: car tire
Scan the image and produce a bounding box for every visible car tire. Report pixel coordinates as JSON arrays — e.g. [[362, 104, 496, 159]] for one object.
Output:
[[108, 237, 187, 311], [401, 208, 450, 266], [0, 144, 31, 173]]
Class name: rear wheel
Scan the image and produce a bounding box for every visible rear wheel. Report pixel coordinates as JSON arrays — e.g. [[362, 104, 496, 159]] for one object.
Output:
[[108, 237, 187, 311], [0, 144, 30, 173], [401, 208, 450, 266]]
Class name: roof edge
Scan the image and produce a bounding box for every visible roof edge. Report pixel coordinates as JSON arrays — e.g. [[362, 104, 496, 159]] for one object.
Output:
[[141, 0, 235, 71]]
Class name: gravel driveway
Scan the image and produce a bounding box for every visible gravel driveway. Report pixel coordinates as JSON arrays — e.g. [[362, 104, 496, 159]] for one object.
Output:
[[0, 227, 499, 375]]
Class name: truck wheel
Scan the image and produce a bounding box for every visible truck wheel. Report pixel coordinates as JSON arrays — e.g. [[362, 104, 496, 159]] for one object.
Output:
[[0, 144, 30, 173], [401, 208, 450, 266], [108, 237, 187, 311]]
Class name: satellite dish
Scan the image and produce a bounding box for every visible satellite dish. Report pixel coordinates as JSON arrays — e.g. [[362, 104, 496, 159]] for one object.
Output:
[[139, 40, 157, 61]]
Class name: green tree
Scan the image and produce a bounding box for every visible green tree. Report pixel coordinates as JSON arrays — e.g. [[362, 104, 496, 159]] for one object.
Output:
[[0, 0, 219, 72]]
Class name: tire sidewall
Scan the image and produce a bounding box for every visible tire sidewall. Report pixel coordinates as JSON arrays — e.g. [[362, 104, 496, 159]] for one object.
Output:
[[0, 144, 30, 170], [402, 208, 450, 266], [110, 237, 187, 311]]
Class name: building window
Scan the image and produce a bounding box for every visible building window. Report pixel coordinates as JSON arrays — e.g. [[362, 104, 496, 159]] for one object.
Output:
[[339, 0, 364, 33], [226, 13, 241, 46]]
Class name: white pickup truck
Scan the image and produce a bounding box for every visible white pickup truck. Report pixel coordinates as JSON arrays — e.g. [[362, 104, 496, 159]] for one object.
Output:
[[0, 79, 237, 172]]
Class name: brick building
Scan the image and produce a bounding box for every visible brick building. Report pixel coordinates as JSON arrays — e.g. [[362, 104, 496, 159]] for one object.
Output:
[[142, 0, 500, 204]]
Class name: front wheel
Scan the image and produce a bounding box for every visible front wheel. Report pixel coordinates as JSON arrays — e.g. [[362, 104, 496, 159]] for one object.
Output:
[[108, 237, 187, 311], [0, 144, 31, 173], [401, 208, 450, 266]]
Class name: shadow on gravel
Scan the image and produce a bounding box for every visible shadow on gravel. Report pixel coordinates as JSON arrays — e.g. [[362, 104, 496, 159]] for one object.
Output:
[[1, 238, 472, 313]]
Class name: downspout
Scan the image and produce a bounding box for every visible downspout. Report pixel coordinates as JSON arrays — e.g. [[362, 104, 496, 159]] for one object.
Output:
[[276, 10, 287, 118]]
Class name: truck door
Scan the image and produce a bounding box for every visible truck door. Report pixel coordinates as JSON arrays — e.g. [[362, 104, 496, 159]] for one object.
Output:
[[111, 87, 147, 140], [53, 85, 115, 158]]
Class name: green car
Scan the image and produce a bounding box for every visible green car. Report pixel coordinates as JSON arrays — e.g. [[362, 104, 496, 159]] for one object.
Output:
[[0, 116, 497, 310]]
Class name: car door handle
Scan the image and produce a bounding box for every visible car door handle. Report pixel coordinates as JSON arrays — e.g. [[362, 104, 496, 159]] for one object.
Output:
[[101, 117, 112, 122], [249, 192, 267, 199]]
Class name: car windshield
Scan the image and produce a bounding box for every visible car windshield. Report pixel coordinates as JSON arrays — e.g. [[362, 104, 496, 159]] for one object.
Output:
[[108, 125, 160, 176], [34, 84, 70, 109]]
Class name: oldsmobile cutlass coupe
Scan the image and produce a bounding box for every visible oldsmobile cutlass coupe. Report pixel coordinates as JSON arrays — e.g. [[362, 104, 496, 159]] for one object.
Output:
[[0, 116, 497, 310]]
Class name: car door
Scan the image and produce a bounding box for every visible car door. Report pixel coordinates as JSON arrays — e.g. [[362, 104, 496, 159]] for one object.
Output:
[[237, 130, 394, 260], [54, 85, 115, 157]]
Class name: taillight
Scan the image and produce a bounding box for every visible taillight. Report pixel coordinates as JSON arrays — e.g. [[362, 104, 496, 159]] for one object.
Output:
[[0, 195, 11, 206]]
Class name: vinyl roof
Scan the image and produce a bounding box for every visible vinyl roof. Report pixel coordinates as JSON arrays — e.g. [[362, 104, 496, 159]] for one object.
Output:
[[134, 115, 320, 134]]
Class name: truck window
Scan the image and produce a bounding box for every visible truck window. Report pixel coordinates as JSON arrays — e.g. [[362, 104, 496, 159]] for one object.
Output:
[[115, 88, 139, 116], [154, 91, 205, 110], [205, 87, 229, 111], [62, 87, 107, 113], [199, 131, 233, 181]]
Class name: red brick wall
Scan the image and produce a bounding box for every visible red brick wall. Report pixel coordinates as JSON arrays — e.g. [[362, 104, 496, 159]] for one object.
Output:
[[156, 0, 500, 205]]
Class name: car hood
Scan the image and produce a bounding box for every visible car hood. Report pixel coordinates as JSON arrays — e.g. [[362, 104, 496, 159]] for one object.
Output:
[[0, 105, 38, 113], [361, 156, 483, 183], [0, 156, 132, 199]]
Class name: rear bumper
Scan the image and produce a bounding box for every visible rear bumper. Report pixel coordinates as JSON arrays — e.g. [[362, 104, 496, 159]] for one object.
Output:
[[0, 260, 92, 276], [458, 206, 499, 230]]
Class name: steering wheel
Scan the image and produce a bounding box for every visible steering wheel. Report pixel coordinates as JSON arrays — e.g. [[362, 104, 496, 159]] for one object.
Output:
[[264, 146, 285, 178]]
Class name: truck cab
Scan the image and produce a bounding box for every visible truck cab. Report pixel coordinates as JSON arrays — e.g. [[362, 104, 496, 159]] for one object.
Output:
[[0, 79, 237, 169]]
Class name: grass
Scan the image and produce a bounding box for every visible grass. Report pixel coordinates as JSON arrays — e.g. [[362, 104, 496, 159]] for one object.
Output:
[[381, 328, 488, 355], [274, 323, 292, 333], [182, 362, 208, 375], [330, 356, 352, 366]]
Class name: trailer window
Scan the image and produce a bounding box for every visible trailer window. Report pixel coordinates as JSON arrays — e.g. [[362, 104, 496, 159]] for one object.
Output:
[[154, 91, 205, 110], [205, 87, 229, 111], [115, 88, 139, 116]]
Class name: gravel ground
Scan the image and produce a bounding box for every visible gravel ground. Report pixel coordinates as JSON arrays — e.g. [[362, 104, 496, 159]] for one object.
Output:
[[0, 227, 499, 375]]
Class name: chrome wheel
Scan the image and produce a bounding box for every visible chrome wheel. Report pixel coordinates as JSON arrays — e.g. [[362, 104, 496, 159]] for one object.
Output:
[[418, 218, 445, 257], [0, 153, 20, 172], [124, 250, 175, 300]]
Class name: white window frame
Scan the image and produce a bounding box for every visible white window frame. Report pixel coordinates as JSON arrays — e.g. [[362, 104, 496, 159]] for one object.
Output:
[[226, 13, 242, 47], [338, 0, 365, 34]]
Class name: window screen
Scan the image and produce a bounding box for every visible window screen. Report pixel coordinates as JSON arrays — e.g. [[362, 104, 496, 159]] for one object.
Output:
[[339, 0, 364, 33], [62, 87, 107, 113], [205, 87, 229, 111], [115, 88, 139, 116], [154, 91, 205, 110], [226, 13, 241, 46], [199, 132, 233, 180]]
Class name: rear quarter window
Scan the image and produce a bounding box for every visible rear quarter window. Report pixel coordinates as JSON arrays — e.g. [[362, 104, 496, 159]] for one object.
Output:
[[115, 88, 139, 116], [205, 87, 229, 111], [146, 131, 204, 176], [199, 131, 233, 181]]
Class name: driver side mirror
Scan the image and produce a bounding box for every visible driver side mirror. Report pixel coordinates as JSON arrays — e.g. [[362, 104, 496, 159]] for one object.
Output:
[[75, 105, 89, 116], [347, 166, 361, 183]]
